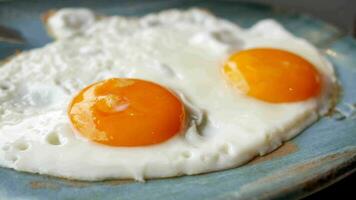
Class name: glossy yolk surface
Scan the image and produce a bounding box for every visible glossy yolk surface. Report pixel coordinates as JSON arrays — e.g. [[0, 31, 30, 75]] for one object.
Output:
[[223, 48, 321, 103], [68, 78, 185, 147]]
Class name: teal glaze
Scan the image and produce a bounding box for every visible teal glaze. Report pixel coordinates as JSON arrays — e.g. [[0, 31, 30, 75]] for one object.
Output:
[[0, 1, 355, 199]]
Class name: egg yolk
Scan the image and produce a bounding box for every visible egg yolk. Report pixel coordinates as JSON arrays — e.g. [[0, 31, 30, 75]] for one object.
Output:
[[223, 48, 321, 103], [68, 78, 185, 147]]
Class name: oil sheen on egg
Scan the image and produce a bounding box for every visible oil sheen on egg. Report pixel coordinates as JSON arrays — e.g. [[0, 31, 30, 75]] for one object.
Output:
[[0, 8, 336, 181]]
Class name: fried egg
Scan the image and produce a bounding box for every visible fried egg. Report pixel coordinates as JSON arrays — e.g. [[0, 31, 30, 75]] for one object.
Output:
[[0, 8, 336, 181]]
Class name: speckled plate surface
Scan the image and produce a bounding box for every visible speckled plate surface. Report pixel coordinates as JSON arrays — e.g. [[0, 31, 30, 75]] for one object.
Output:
[[0, 0, 355, 199]]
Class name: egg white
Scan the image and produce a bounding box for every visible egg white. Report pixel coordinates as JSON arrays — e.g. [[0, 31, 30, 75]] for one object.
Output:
[[0, 8, 336, 181]]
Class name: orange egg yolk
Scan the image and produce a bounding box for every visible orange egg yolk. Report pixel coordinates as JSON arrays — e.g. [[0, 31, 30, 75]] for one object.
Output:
[[223, 48, 321, 103], [68, 78, 185, 147]]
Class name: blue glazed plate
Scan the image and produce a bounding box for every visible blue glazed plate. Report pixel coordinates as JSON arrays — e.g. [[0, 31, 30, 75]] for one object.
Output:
[[0, 1, 355, 199]]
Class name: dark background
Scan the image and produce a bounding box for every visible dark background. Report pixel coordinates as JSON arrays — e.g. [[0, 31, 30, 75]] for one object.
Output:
[[237, 0, 356, 35]]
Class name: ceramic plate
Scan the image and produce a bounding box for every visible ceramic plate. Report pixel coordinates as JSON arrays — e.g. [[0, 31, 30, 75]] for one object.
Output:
[[0, 1, 355, 199]]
